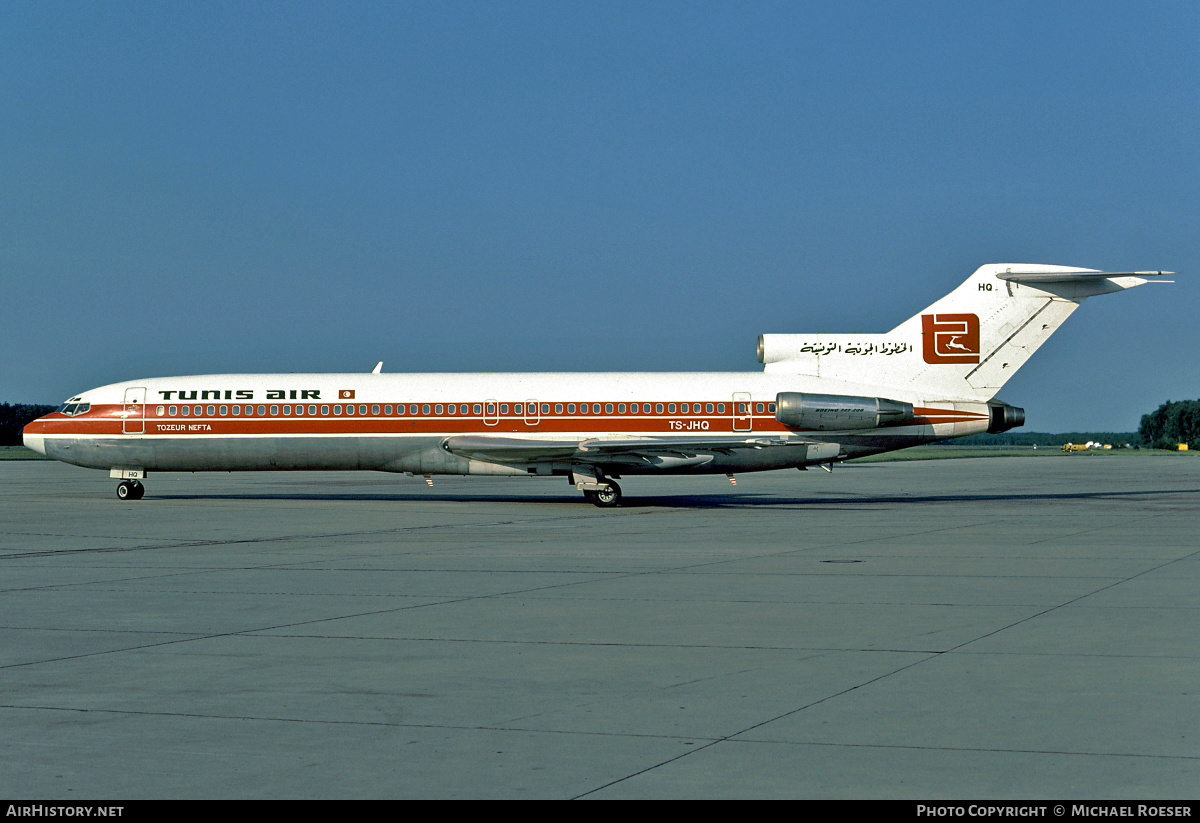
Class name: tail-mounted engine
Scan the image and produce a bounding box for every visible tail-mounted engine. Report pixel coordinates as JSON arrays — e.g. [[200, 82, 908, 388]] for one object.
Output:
[[775, 392, 914, 431], [987, 401, 1025, 433]]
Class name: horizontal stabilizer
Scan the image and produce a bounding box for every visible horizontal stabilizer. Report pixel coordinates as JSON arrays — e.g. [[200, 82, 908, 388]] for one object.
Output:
[[997, 270, 1173, 283], [760, 263, 1172, 399]]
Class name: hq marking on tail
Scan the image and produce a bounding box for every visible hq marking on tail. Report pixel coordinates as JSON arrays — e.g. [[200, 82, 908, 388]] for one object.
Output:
[[25, 263, 1169, 506], [759, 264, 1170, 400]]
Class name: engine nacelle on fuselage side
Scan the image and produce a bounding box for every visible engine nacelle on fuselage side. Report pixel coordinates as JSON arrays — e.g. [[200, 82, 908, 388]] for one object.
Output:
[[775, 392, 914, 431]]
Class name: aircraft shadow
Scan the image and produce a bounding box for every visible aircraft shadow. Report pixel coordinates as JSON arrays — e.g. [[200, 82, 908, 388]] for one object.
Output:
[[149, 487, 1200, 509]]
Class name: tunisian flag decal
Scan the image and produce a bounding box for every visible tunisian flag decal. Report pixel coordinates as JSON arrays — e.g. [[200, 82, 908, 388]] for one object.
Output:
[[339, 390, 356, 399]]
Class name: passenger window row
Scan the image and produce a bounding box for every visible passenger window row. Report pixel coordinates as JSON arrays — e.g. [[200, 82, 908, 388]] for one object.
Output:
[[148, 402, 777, 418]]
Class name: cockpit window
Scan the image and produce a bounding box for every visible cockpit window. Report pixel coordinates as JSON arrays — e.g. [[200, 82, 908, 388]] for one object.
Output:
[[58, 403, 90, 416]]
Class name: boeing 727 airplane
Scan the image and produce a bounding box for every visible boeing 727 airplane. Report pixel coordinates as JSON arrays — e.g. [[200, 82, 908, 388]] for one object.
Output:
[[23, 264, 1169, 505]]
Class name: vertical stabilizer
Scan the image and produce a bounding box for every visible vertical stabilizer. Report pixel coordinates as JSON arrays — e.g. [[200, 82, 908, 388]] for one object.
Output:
[[759, 264, 1167, 399]]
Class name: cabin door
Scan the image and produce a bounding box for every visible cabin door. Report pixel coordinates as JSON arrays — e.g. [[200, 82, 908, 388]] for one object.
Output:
[[732, 392, 752, 432], [122, 387, 147, 434]]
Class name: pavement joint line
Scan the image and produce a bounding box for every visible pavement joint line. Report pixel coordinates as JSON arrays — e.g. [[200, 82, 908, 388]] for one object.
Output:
[[713, 736, 1200, 761], [0, 517, 1058, 671], [6, 519, 1194, 659], [5, 461, 1199, 796], [573, 653, 943, 798], [936, 538, 1200, 656], [0, 509, 662, 561], [9, 702, 1195, 766], [2, 571, 1142, 598], [572, 528, 1200, 798], [1023, 517, 1158, 546], [0, 583, 596, 670], [0, 703, 717, 742], [1, 552, 795, 668], [633, 519, 1015, 576], [4, 626, 1199, 659], [6, 515, 1189, 670], [236, 634, 944, 653]]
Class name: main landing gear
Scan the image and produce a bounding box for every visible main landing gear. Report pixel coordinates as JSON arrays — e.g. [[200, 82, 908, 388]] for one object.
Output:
[[583, 481, 622, 508], [116, 480, 145, 500], [572, 469, 622, 507]]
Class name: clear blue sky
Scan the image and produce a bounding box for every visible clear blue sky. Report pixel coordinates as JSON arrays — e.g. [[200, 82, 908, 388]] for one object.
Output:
[[2, 1, 1196, 431]]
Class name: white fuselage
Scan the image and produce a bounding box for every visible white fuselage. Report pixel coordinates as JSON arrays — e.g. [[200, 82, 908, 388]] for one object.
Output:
[[28, 263, 1159, 501], [24, 371, 990, 476]]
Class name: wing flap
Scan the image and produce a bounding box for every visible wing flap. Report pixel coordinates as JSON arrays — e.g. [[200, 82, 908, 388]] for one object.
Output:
[[441, 436, 581, 462], [442, 434, 840, 466]]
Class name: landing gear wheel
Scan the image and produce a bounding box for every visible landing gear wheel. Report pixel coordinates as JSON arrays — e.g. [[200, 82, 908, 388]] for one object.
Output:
[[591, 481, 622, 508], [582, 490, 597, 504], [117, 480, 145, 500]]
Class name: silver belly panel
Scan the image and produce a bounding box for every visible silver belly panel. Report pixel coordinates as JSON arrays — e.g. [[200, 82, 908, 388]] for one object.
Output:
[[45, 436, 441, 473], [42, 428, 943, 476]]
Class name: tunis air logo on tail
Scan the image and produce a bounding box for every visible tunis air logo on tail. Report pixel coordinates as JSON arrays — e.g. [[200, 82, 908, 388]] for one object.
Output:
[[922, 314, 980, 364]]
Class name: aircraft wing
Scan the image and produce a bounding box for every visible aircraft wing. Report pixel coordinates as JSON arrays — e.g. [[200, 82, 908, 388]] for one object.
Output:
[[442, 434, 841, 468]]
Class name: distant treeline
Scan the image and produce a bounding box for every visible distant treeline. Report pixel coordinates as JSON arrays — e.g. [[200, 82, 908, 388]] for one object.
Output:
[[0, 404, 57, 446], [1139, 399, 1200, 450], [942, 398, 1200, 449], [947, 432, 1141, 447]]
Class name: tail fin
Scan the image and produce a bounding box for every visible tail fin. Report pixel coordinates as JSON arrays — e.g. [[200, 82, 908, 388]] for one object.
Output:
[[759, 264, 1169, 400]]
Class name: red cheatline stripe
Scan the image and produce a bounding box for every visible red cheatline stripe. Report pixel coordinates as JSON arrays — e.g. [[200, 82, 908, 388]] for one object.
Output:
[[36, 402, 990, 437]]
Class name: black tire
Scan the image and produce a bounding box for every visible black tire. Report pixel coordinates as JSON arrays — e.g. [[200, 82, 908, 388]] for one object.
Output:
[[591, 482, 622, 508], [117, 481, 133, 500], [131, 481, 145, 500]]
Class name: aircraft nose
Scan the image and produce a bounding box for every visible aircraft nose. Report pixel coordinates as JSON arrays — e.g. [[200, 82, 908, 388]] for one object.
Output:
[[22, 421, 46, 455]]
